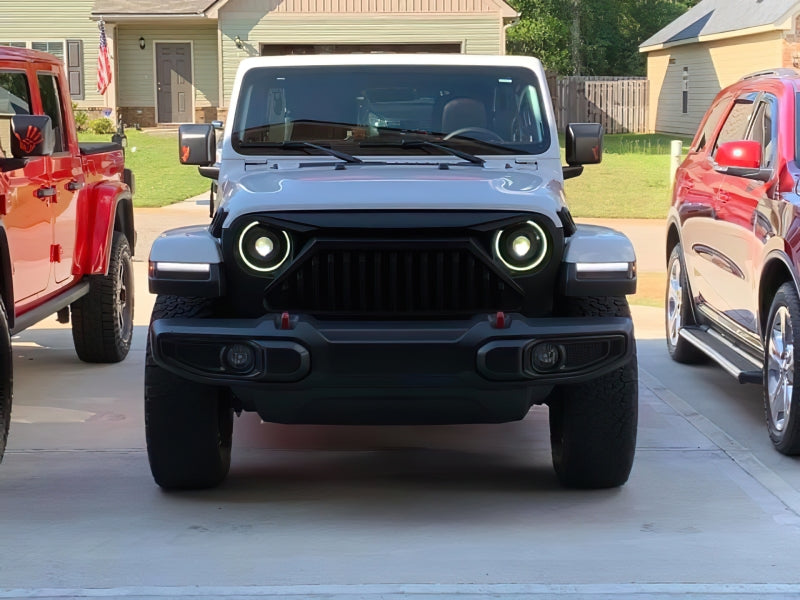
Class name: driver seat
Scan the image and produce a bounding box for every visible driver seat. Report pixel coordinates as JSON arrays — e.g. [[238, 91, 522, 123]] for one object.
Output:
[[438, 97, 487, 134]]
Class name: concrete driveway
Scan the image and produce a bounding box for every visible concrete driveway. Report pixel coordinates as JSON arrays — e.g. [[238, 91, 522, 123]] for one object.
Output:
[[1, 201, 799, 599]]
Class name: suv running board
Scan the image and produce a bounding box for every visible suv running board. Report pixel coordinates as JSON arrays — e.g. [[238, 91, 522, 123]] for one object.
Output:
[[679, 326, 763, 384]]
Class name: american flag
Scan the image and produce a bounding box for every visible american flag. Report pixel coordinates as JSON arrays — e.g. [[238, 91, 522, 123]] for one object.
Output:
[[97, 19, 112, 95]]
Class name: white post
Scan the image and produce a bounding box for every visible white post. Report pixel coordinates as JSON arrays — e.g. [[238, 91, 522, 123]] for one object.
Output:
[[670, 140, 683, 187]]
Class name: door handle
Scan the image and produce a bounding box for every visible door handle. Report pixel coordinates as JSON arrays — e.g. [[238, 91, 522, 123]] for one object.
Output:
[[66, 180, 83, 191], [718, 191, 731, 203], [36, 186, 56, 200]]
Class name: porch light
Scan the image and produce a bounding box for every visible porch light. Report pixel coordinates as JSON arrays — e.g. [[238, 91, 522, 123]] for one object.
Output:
[[234, 35, 243, 49], [138, 37, 145, 50]]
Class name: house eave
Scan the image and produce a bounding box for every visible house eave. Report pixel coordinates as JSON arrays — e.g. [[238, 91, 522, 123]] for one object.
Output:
[[90, 13, 211, 21], [639, 23, 782, 53]]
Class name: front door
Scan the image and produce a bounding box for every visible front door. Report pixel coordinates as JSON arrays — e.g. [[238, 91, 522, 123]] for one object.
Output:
[[156, 43, 192, 123]]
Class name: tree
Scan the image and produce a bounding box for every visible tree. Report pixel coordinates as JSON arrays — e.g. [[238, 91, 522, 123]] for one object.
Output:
[[507, 0, 701, 76]]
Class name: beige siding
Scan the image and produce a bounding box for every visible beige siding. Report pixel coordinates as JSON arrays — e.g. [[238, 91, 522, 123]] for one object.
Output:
[[0, 0, 104, 108], [116, 22, 218, 109], [217, 0, 499, 13], [219, 13, 503, 104], [647, 31, 784, 135]]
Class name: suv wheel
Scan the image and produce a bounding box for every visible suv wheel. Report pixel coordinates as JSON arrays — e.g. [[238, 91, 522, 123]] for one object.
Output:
[[548, 296, 637, 488], [71, 231, 134, 363], [666, 244, 705, 364], [145, 295, 233, 489], [764, 283, 800, 455], [0, 298, 12, 464]]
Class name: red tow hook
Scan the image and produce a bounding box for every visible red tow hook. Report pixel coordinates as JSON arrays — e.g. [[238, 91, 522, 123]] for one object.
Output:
[[490, 311, 511, 329], [276, 311, 296, 330]]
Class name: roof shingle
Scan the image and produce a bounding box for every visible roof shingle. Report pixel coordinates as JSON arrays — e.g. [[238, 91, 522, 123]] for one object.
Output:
[[91, 0, 216, 16], [640, 0, 798, 50]]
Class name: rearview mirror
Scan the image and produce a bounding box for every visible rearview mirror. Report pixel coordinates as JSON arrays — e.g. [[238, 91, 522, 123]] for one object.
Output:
[[10, 115, 54, 158]]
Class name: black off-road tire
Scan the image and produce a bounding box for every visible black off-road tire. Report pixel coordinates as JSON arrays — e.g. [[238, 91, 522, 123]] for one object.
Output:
[[0, 298, 12, 464], [665, 245, 705, 364], [548, 296, 638, 488], [763, 283, 800, 455], [145, 295, 233, 490], [71, 231, 133, 363]]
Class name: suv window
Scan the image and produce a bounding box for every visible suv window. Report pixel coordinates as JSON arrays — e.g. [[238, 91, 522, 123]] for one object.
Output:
[[713, 94, 757, 156], [0, 70, 31, 158], [748, 95, 777, 168], [231, 65, 551, 156], [693, 99, 728, 152], [37, 72, 66, 153]]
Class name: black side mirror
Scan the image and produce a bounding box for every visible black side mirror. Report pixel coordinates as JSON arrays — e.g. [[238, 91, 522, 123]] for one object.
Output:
[[11, 115, 55, 158], [179, 124, 215, 166], [566, 123, 603, 166]]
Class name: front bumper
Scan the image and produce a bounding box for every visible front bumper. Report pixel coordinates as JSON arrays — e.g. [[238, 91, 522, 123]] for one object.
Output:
[[151, 312, 632, 383], [150, 313, 633, 424]]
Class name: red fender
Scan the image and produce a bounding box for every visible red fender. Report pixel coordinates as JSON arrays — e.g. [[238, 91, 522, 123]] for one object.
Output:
[[73, 181, 131, 275]]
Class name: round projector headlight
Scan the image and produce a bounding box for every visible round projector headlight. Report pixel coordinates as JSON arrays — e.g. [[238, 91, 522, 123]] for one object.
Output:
[[494, 221, 548, 272], [238, 221, 291, 273]]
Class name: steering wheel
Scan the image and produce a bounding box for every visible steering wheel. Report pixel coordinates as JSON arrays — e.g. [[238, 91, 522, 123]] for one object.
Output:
[[443, 127, 504, 143]]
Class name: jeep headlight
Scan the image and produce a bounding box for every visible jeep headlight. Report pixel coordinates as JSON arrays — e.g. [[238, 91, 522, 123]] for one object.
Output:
[[238, 221, 291, 273], [493, 221, 548, 272]]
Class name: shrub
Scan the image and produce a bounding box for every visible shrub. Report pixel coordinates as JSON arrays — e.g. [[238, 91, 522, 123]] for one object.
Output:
[[89, 117, 115, 134]]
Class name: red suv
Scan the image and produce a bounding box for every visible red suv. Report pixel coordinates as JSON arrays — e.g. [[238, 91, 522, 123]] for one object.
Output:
[[667, 68, 800, 455]]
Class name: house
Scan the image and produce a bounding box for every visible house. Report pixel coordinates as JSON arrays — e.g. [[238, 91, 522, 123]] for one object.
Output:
[[0, 0, 519, 127], [639, 0, 800, 135]]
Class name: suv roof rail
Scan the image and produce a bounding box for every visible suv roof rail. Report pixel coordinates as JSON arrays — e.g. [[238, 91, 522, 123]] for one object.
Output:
[[740, 68, 800, 81]]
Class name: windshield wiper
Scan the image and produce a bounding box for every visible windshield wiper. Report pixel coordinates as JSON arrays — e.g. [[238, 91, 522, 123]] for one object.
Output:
[[238, 141, 363, 164], [360, 139, 484, 165]]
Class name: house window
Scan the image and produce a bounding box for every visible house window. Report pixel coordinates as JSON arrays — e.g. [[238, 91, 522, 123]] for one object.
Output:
[[682, 67, 689, 114], [1, 40, 83, 99]]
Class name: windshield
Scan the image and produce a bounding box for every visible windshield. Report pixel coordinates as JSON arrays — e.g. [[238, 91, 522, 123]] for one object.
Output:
[[231, 65, 551, 157]]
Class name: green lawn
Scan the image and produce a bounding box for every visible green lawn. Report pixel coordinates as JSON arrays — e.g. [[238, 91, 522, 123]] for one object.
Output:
[[78, 129, 209, 207], [78, 130, 693, 213], [565, 133, 693, 219]]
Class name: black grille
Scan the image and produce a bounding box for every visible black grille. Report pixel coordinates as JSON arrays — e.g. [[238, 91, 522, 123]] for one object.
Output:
[[264, 240, 523, 316]]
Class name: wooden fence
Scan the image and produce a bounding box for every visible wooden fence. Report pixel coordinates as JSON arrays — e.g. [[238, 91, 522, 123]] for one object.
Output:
[[550, 76, 649, 134]]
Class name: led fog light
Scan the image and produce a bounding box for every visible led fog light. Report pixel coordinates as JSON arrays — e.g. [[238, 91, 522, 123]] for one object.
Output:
[[223, 343, 256, 373], [531, 342, 563, 372]]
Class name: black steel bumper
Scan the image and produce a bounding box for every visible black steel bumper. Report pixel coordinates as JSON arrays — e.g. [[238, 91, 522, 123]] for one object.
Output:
[[151, 312, 632, 392], [150, 313, 633, 424]]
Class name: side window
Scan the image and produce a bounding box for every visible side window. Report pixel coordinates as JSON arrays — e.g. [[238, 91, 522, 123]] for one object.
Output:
[[712, 94, 757, 157], [748, 96, 777, 168], [0, 71, 31, 159], [37, 72, 67, 153], [693, 99, 728, 152]]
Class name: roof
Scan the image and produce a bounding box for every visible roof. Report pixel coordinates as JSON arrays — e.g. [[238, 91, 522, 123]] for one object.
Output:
[[640, 0, 799, 51], [91, 1, 216, 17]]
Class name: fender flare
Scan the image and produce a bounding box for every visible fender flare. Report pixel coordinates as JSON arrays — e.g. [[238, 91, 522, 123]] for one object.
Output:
[[0, 225, 15, 330], [560, 224, 637, 297], [74, 181, 134, 275]]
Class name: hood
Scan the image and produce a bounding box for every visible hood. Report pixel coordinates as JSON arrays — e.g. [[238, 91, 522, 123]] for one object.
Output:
[[221, 163, 566, 227]]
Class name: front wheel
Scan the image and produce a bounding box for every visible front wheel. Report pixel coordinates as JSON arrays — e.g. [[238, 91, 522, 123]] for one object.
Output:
[[764, 283, 800, 455], [145, 295, 233, 489], [71, 231, 134, 363], [548, 296, 638, 488], [665, 244, 705, 364]]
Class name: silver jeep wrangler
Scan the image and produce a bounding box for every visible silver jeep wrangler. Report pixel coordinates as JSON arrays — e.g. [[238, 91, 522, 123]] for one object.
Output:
[[147, 54, 638, 490]]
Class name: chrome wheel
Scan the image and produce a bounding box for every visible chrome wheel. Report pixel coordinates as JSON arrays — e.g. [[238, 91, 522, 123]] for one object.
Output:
[[666, 254, 683, 347], [767, 306, 794, 433]]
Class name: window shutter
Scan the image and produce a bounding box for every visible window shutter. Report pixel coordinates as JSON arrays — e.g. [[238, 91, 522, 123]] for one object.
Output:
[[66, 40, 83, 100]]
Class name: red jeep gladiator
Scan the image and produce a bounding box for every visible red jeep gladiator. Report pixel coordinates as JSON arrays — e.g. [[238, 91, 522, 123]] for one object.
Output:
[[0, 47, 135, 462]]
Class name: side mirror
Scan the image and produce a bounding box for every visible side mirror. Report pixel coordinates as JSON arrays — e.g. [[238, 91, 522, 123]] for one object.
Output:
[[716, 140, 760, 169], [714, 140, 772, 182], [211, 120, 224, 130], [566, 123, 603, 166], [11, 115, 54, 158], [179, 123, 215, 166]]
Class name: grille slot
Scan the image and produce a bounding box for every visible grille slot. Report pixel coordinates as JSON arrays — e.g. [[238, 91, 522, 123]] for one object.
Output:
[[265, 241, 523, 316]]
